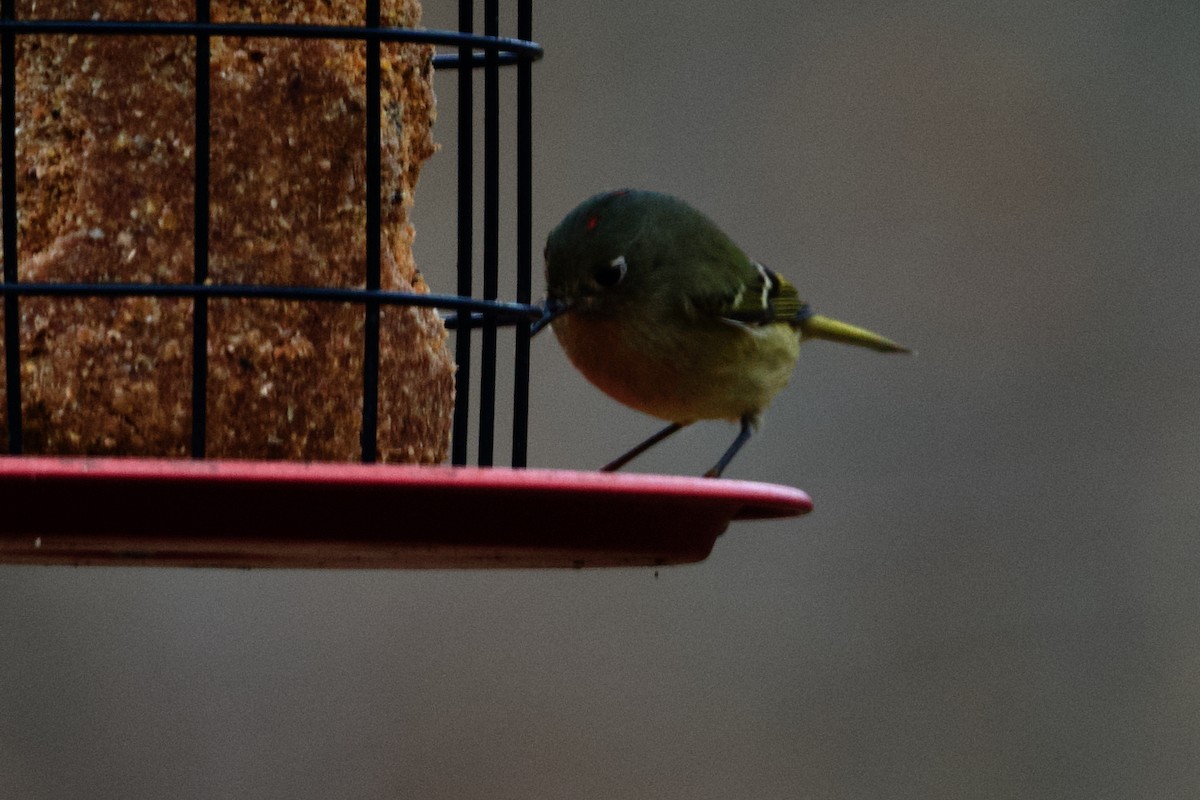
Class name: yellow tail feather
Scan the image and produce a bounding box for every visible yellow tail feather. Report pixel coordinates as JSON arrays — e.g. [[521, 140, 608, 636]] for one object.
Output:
[[799, 314, 910, 354]]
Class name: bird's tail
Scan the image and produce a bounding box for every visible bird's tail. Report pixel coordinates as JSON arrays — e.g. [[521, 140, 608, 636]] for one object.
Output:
[[799, 314, 910, 354]]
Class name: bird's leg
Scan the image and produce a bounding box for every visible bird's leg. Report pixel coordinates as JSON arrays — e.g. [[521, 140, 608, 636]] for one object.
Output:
[[602, 422, 685, 472], [703, 414, 755, 479]]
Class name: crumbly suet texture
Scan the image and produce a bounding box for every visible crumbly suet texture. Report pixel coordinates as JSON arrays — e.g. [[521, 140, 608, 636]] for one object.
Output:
[[0, 0, 454, 462]]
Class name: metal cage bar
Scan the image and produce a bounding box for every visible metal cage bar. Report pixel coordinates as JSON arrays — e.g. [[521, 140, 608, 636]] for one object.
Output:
[[361, 0, 384, 464], [510, 0, 533, 468], [0, 6, 541, 466], [451, 0, 475, 466], [1, 0, 19, 454], [191, 0, 212, 458], [479, 0, 501, 467], [0, 18, 541, 63]]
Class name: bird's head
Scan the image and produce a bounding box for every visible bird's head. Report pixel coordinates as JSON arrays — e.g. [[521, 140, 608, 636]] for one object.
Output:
[[534, 189, 645, 334], [533, 189, 733, 334]]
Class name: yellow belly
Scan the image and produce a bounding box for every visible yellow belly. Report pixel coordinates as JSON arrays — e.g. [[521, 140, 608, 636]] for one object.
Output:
[[552, 313, 800, 424]]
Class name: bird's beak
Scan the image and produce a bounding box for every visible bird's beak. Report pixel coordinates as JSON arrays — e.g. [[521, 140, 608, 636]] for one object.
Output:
[[530, 296, 571, 336]]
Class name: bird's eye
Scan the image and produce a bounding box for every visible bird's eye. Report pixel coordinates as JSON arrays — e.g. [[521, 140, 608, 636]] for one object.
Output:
[[594, 255, 628, 288]]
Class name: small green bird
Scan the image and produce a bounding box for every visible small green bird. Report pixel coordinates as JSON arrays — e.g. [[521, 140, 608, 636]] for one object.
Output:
[[533, 189, 908, 478]]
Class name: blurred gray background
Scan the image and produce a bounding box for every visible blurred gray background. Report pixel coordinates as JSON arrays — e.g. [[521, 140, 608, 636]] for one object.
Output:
[[4, 1, 1200, 797]]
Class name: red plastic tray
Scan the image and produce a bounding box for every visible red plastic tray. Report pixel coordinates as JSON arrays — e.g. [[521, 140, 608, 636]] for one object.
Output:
[[0, 457, 812, 569]]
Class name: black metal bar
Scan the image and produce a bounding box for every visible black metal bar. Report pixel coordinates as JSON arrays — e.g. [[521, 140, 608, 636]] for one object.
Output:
[[431, 51, 531, 69], [361, 0, 382, 463], [1, 0, 20, 454], [451, 0, 473, 466], [443, 310, 534, 330], [478, 0, 499, 467], [190, 0, 210, 458], [0, 19, 544, 64], [510, 0, 533, 468], [0, 280, 539, 317]]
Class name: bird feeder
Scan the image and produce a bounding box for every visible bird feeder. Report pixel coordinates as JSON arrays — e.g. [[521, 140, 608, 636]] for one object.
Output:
[[0, 0, 810, 569]]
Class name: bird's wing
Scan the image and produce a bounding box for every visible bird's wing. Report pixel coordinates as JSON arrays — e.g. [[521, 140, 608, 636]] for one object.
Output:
[[705, 262, 812, 326]]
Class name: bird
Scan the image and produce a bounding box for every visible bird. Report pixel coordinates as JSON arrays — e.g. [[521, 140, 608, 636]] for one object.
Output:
[[532, 189, 908, 478]]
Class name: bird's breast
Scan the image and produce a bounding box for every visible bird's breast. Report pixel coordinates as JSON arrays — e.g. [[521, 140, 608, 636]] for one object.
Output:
[[552, 312, 800, 424]]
